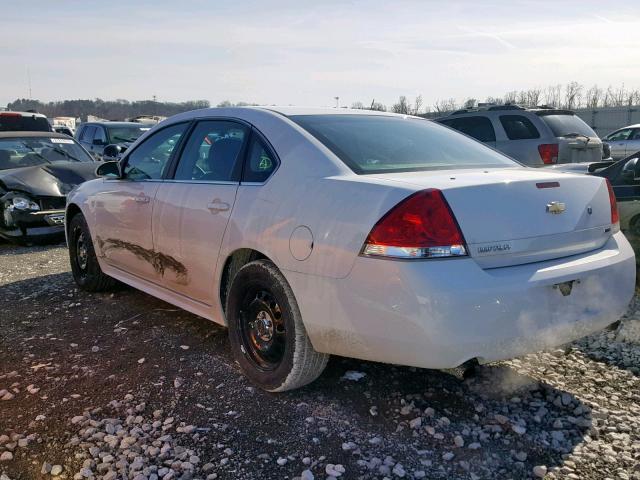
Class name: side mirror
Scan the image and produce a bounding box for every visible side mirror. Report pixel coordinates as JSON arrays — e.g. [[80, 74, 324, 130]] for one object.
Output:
[[621, 157, 640, 183], [95, 161, 121, 178], [103, 144, 126, 162]]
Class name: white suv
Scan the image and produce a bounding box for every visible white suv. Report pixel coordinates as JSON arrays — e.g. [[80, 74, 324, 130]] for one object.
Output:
[[436, 106, 603, 167]]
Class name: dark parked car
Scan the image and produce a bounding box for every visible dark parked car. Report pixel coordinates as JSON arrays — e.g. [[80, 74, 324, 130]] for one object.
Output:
[[75, 122, 150, 161], [0, 131, 97, 243], [0, 111, 52, 132]]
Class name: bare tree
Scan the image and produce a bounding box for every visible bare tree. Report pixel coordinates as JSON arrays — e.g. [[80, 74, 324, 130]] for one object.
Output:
[[351, 101, 365, 109], [411, 95, 424, 115], [584, 85, 603, 108], [434, 98, 458, 114], [369, 100, 386, 111], [463, 98, 477, 109], [564, 81, 583, 109], [503, 91, 517, 104], [626, 89, 640, 106], [543, 84, 562, 107], [484, 96, 504, 106], [526, 88, 542, 108], [391, 96, 410, 114]]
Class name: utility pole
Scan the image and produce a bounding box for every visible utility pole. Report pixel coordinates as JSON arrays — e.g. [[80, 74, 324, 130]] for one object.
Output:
[[334, 96, 339, 108], [27, 67, 32, 99]]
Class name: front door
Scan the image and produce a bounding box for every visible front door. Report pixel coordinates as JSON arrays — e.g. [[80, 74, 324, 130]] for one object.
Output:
[[92, 122, 189, 282], [605, 128, 633, 160], [153, 120, 249, 305]]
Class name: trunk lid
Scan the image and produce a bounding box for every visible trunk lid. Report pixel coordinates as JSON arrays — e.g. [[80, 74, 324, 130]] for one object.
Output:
[[370, 168, 614, 268]]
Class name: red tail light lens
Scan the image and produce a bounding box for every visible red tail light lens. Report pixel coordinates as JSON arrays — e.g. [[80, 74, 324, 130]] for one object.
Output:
[[538, 143, 559, 164], [606, 179, 619, 226], [362, 189, 467, 259]]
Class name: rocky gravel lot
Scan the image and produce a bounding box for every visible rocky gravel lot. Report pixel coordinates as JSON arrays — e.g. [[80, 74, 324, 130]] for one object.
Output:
[[0, 242, 639, 480]]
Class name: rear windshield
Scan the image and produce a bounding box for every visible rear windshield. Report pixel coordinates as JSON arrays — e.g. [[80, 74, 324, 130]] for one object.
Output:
[[0, 114, 51, 132], [106, 125, 150, 143], [290, 114, 516, 174], [538, 114, 596, 138]]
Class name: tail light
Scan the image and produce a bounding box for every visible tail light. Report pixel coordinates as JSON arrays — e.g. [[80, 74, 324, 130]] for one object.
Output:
[[538, 143, 559, 164], [361, 189, 467, 259], [606, 179, 619, 226], [0, 112, 21, 117]]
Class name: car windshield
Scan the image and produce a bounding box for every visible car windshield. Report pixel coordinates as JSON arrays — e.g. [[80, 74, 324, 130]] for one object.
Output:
[[0, 113, 51, 132], [0, 136, 93, 170], [290, 114, 517, 174], [106, 125, 150, 143], [538, 114, 596, 138]]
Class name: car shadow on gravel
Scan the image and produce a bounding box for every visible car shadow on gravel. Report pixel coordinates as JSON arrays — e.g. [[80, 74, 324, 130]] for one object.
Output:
[[1, 271, 593, 480]]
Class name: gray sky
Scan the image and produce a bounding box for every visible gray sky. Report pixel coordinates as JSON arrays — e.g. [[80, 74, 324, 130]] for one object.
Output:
[[2, 0, 639, 108]]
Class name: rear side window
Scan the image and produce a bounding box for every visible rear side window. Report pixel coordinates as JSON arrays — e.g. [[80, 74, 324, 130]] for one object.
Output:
[[290, 114, 515, 174], [538, 114, 596, 138], [174, 120, 248, 182], [243, 135, 278, 182], [0, 114, 51, 132], [439, 116, 496, 143], [499, 115, 540, 140]]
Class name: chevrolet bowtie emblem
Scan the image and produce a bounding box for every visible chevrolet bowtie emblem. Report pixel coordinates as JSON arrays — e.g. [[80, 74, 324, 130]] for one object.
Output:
[[546, 201, 566, 214]]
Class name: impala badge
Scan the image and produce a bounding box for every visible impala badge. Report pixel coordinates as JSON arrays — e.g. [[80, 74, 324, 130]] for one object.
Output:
[[546, 201, 566, 214]]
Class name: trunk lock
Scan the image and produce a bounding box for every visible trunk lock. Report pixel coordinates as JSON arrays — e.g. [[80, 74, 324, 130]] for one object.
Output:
[[553, 279, 580, 297]]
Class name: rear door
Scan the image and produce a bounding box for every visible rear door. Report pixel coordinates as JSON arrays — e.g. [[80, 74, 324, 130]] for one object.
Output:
[[438, 116, 496, 148], [604, 128, 633, 159], [91, 122, 189, 282], [152, 120, 249, 304], [496, 114, 541, 165]]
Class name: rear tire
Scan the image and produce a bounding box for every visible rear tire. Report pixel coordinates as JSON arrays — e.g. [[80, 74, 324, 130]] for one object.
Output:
[[226, 260, 329, 392], [68, 213, 117, 292]]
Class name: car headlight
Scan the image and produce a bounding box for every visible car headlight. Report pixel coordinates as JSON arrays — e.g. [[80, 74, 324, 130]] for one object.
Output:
[[7, 195, 40, 211]]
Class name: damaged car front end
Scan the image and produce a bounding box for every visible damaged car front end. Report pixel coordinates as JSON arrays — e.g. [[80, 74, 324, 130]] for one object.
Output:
[[0, 132, 97, 243]]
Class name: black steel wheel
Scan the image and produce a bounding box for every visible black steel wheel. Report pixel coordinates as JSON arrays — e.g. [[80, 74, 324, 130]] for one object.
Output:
[[68, 213, 117, 292], [226, 259, 329, 392]]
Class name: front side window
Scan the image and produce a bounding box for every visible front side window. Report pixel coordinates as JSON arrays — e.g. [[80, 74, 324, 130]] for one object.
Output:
[[0, 136, 93, 170], [606, 129, 633, 142], [440, 116, 496, 143], [123, 123, 187, 180], [93, 127, 107, 144], [81, 126, 96, 142], [174, 121, 248, 181], [290, 114, 516, 174], [243, 135, 277, 182], [499, 115, 540, 140]]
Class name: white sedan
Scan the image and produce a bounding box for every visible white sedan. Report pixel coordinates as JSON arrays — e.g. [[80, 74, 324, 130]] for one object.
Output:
[[65, 107, 635, 391]]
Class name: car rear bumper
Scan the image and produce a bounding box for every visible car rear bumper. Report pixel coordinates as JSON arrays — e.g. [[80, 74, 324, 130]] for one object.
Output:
[[286, 232, 635, 369]]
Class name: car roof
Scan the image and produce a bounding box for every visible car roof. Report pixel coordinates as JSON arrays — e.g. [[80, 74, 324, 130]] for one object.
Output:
[[0, 131, 74, 139], [0, 111, 47, 118], [83, 121, 148, 127], [172, 106, 416, 120]]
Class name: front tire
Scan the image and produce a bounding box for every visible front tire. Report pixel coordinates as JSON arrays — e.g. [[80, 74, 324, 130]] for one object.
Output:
[[226, 260, 329, 392], [68, 213, 117, 292]]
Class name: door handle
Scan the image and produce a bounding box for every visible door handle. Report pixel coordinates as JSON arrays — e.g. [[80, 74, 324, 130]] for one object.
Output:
[[207, 199, 230, 213], [134, 194, 150, 204]]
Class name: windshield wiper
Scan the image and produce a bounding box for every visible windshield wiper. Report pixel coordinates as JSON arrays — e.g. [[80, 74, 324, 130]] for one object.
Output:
[[50, 146, 85, 163], [20, 142, 52, 164]]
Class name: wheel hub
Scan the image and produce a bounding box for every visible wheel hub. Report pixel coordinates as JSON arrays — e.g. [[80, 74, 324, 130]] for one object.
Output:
[[251, 310, 274, 347], [239, 289, 286, 370], [76, 232, 88, 270]]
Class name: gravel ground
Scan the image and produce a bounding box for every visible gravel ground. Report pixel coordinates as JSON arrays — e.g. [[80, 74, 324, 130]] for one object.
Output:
[[0, 242, 639, 480]]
